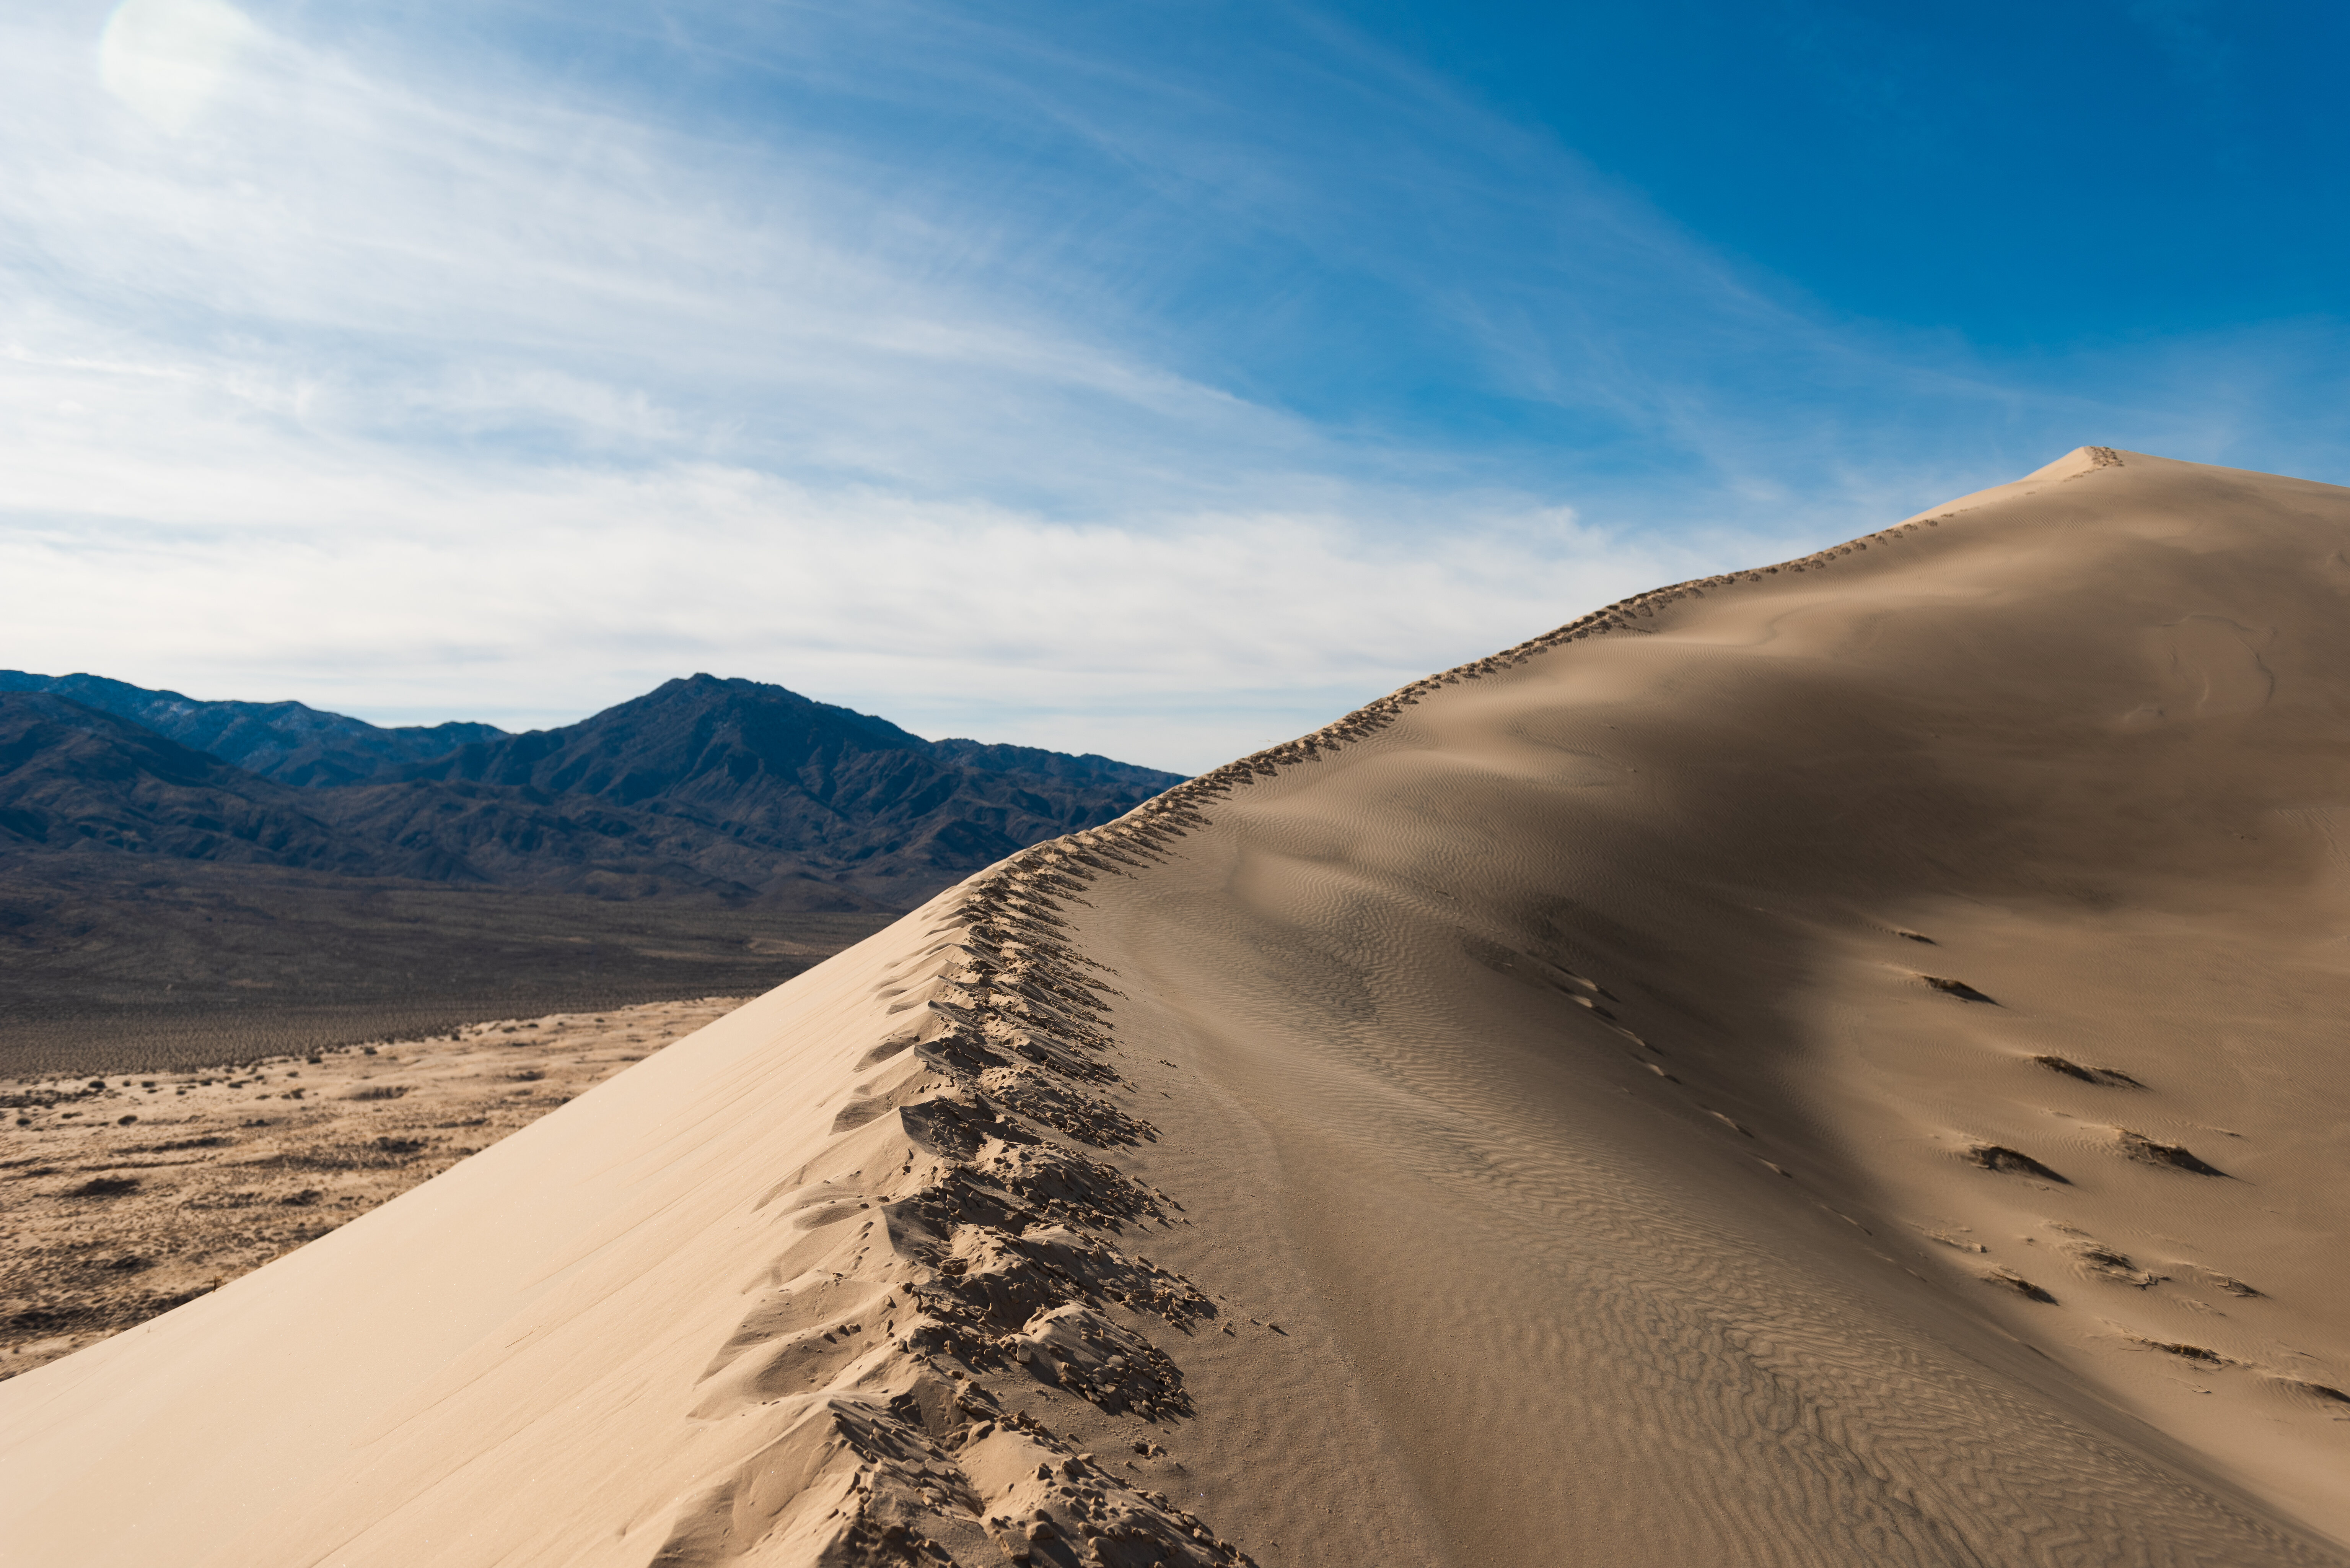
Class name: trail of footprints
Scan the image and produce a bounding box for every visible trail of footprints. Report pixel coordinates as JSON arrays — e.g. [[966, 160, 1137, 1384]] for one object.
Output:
[[1897, 956, 2348, 1412], [651, 519, 1908, 1565], [657, 801, 1279, 1568], [664, 463, 2340, 1564]]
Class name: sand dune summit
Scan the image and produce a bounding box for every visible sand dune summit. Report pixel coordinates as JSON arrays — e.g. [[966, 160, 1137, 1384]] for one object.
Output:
[[6, 447, 2350, 1566]]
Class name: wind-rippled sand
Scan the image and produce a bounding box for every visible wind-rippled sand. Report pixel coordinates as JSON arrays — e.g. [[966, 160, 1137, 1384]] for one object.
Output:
[[4, 448, 2348, 1566]]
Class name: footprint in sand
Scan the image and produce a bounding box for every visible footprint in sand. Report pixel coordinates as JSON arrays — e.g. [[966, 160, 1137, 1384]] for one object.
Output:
[[2113, 1128, 2228, 1177], [2063, 1238, 2163, 1288], [1966, 1144, 2069, 1184], [2032, 1055, 2145, 1088], [1982, 1269, 2057, 1303]]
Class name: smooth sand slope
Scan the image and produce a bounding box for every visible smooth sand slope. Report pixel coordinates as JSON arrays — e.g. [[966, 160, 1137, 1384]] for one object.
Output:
[[6, 447, 2350, 1566], [2, 999, 744, 1378]]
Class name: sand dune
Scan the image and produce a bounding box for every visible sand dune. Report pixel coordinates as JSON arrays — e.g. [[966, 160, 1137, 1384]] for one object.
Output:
[[1, 999, 744, 1379], [6, 447, 2349, 1565]]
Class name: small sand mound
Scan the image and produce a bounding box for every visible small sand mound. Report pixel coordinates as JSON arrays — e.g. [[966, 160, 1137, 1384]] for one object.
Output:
[[1982, 1270, 2058, 1304], [1923, 976, 1998, 1003], [1966, 1144, 2070, 1183], [2114, 1128, 2228, 1177], [2031, 1054, 2145, 1088]]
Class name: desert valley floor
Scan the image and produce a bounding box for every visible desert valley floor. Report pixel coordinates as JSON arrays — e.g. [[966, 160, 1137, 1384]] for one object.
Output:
[[5, 448, 2349, 1566]]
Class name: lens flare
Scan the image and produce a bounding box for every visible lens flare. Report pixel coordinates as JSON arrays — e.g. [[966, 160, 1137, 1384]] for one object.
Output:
[[97, 0, 256, 134]]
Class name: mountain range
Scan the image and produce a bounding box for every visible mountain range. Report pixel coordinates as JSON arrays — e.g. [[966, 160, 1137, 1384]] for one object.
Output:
[[0, 673, 1182, 910], [0, 670, 504, 788]]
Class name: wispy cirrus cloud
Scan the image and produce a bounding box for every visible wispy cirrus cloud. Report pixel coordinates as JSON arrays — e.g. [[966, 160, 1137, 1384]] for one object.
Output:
[[0, 435, 1715, 767], [2, 0, 2341, 771]]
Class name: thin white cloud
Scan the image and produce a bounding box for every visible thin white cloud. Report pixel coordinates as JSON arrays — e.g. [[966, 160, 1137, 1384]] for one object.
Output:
[[7, 7, 1305, 498], [4, 0, 2339, 775], [7, 0, 1746, 773], [0, 419, 1725, 770]]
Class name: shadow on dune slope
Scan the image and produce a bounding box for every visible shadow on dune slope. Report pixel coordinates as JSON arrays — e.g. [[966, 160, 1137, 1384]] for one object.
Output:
[[1075, 447, 2350, 1563], [8, 450, 2350, 1568]]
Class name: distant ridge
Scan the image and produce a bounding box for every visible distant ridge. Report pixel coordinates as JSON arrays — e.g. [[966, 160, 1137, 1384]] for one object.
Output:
[[0, 693, 364, 871], [0, 670, 506, 787], [0, 674, 1183, 908], [404, 674, 1175, 869]]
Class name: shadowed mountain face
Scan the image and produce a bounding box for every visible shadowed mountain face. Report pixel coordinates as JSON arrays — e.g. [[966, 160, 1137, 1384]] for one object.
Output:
[[402, 676, 1180, 896], [0, 693, 706, 890], [0, 671, 506, 788], [0, 694, 361, 871], [0, 676, 1184, 908]]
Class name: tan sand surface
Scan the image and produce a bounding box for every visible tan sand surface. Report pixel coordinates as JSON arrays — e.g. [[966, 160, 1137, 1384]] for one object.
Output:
[[4, 447, 2348, 1565], [1, 999, 743, 1379]]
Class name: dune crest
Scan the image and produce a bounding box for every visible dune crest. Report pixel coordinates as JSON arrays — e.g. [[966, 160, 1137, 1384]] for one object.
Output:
[[8, 449, 2350, 1566]]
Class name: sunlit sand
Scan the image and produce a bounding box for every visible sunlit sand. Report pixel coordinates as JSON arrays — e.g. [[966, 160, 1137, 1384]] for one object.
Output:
[[7, 449, 2348, 1566]]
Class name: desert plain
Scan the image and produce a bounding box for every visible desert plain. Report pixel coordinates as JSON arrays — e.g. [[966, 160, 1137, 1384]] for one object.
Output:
[[5, 447, 2350, 1566]]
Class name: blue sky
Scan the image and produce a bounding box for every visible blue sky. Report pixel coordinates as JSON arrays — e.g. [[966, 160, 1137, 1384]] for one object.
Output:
[[4, 0, 2344, 771]]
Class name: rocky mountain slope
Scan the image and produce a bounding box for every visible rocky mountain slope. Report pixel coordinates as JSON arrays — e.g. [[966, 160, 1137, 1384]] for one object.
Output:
[[0, 675, 1183, 908], [0, 694, 369, 872], [0, 671, 504, 787]]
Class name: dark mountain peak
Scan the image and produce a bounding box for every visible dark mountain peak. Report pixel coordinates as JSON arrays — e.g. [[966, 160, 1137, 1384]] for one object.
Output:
[[3, 672, 1184, 909], [399, 675, 1184, 899], [616, 674, 929, 752], [408, 675, 938, 809], [0, 670, 508, 787]]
